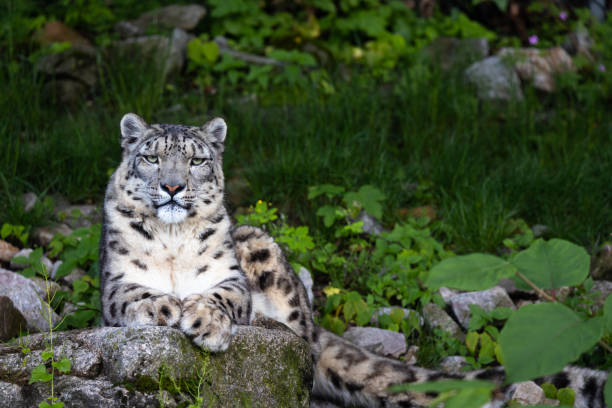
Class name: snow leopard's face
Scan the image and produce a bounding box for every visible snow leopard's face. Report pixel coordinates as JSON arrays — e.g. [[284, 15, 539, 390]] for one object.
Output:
[[117, 113, 226, 224]]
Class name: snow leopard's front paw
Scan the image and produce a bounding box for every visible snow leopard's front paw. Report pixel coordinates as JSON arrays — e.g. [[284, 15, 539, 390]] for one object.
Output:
[[180, 294, 233, 352], [125, 294, 182, 327]]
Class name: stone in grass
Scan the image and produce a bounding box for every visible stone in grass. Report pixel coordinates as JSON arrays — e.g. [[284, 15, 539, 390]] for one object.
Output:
[[0, 268, 60, 332], [0, 296, 27, 341], [465, 56, 523, 102], [511, 381, 546, 405], [32, 223, 73, 247], [439, 356, 468, 374], [0, 240, 19, 263], [449, 286, 516, 329], [342, 326, 406, 358], [422, 303, 465, 341]]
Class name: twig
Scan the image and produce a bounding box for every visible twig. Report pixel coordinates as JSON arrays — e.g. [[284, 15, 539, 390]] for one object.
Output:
[[515, 271, 555, 302]]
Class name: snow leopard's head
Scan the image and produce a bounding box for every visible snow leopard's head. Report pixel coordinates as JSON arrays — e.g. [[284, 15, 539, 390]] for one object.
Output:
[[116, 113, 226, 224]]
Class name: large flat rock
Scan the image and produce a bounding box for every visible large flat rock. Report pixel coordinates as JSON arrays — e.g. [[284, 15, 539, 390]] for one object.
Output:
[[0, 325, 312, 408]]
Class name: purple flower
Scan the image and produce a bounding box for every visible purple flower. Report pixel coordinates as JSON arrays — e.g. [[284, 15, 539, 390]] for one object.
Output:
[[528, 35, 539, 45], [598, 64, 606, 73], [559, 11, 568, 21]]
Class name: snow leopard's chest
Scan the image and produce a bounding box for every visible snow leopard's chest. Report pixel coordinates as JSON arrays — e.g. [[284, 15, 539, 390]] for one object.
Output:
[[109, 218, 238, 299]]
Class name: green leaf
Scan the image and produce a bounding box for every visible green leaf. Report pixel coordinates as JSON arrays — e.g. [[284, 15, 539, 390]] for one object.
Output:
[[511, 239, 589, 289], [425, 254, 516, 291], [604, 375, 612, 407], [29, 364, 52, 384], [316, 205, 342, 228], [499, 303, 604, 383], [604, 294, 612, 333], [390, 379, 496, 394], [52, 357, 71, 374], [556, 387, 575, 406], [307, 184, 345, 200], [466, 331, 479, 355], [343, 185, 385, 220], [41, 350, 53, 361]]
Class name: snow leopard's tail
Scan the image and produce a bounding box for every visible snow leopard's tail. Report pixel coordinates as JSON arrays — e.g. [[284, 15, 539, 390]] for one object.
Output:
[[232, 225, 607, 408]]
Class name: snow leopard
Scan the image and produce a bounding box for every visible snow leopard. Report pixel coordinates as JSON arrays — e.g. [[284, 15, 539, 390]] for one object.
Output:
[[99, 113, 607, 407]]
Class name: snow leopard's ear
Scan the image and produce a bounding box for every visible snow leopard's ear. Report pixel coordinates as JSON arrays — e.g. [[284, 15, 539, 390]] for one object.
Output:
[[202, 117, 227, 149], [120, 113, 149, 151]]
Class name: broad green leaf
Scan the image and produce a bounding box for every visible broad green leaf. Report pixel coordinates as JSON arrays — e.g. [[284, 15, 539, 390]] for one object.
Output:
[[425, 254, 516, 291], [499, 303, 604, 383], [443, 387, 492, 408], [52, 357, 71, 374], [511, 239, 589, 289], [605, 375, 612, 407], [41, 350, 53, 361], [604, 294, 612, 333], [201, 41, 219, 63], [39, 402, 52, 408], [389, 379, 496, 394], [29, 364, 52, 384]]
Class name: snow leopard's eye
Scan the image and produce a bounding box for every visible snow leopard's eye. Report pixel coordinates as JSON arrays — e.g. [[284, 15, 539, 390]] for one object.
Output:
[[144, 155, 158, 164], [191, 157, 207, 166]]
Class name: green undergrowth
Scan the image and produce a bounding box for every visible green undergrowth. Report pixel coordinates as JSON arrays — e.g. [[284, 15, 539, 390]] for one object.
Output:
[[1, 59, 611, 252]]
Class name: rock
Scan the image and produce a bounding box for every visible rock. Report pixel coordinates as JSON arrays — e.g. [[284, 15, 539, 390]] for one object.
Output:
[[9, 248, 32, 269], [32, 223, 73, 247], [343, 327, 406, 358], [29, 277, 62, 300], [438, 287, 458, 304], [589, 280, 612, 309], [423, 37, 490, 71], [0, 240, 19, 263], [60, 267, 87, 285], [422, 303, 464, 341], [591, 243, 612, 280], [0, 326, 312, 407], [449, 286, 516, 328], [298, 267, 314, 306], [115, 4, 206, 37], [465, 56, 523, 101], [370, 307, 423, 327], [21, 192, 38, 212], [55, 204, 102, 229], [511, 381, 545, 405], [563, 30, 594, 61], [532, 224, 549, 238], [404, 345, 419, 364], [0, 268, 60, 332], [112, 28, 192, 76], [0, 296, 27, 341], [439, 356, 468, 374], [497, 47, 575, 92], [358, 211, 385, 236], [35, 44, 97, 104], [34, 21, 93, 48]]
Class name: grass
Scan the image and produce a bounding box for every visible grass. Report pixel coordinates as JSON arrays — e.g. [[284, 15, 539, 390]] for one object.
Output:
[[1, 55, 611, 254]]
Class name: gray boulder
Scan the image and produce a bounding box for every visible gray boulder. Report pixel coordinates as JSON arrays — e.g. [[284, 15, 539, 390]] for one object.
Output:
[[0, 325, 312, 408], [449, 286, 516, 328], [112, 28, 192, 76], [342, 326, 406, 358], [422, 303, 464, 341], [115, 4, 206, 37], [423, 37, 490, 71], [0, 268, 60, 332], [465, 56, 523, 101], [0, 296, 27, 341]]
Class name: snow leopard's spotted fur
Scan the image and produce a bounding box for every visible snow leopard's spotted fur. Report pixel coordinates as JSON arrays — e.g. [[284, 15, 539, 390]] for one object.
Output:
[[100, 114, 607, 407]]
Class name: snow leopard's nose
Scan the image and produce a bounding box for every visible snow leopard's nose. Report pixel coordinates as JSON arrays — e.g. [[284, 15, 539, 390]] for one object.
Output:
[[161, 183, 184, 197]]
